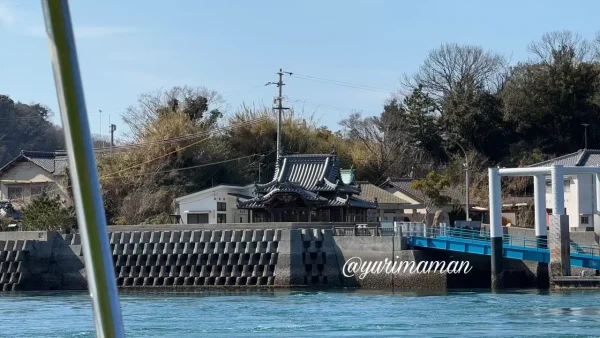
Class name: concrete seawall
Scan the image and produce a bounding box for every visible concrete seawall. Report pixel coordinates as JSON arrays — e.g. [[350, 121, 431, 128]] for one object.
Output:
[[0, 224, 551, 291]]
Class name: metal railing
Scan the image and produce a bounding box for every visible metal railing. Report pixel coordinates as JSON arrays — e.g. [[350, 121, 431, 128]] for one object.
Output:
[[331, 221, 600, 258], [502, 233, 547, 249], [406, 223, 600, 257], [570, 242, 600, 257], [332, 224, 383, 236]]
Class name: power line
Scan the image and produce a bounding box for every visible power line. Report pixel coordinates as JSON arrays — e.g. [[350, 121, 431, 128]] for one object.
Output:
[[101, 150, 276, 179], [290, 73, 394, 93], [80, 116, 270, 153], [19, 150, 277, 196], [285, 98, 363, 113], [96, 118, 271, 177]]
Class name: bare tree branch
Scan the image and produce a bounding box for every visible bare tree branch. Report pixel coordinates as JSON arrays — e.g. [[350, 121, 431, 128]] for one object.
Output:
[[402, 43, 507, 102], [528, 30, 596, 64]]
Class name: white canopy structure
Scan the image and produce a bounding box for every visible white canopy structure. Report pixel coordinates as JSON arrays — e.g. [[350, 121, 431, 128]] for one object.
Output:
[[489, 165, 600, 239]]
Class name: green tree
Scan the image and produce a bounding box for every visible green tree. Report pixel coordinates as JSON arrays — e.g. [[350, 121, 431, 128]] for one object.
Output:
[[22, 193, 77, 231], [501, 31, 600, 155], [441, 81, 507, 161], [402, 86, 444, 159], [0, 95, 65, 166], [411, 171, 451, 213]]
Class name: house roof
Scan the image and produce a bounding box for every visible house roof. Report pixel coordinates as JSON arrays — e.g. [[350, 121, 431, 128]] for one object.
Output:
[[380, 178, 465, 205], [253, 153, 359, 194], [529, 149, 600, 167], [355, 181, 410, 204], [238, 195, 374, 209], [238, 152, 375, 209], [0, 151, 69, 176]]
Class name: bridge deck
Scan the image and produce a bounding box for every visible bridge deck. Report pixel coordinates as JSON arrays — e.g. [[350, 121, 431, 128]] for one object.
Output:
[[402, 225, 600, 270]]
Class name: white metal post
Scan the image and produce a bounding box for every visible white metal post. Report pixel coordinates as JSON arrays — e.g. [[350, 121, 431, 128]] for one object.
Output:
[[533, 174, 547, 237], [488, 168, 502, 238], [488, 167, 504, 289], [551, 165, 565, 215]]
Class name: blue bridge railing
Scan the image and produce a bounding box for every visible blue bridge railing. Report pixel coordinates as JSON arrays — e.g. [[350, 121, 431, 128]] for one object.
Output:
[[397, 222, 600, 267]]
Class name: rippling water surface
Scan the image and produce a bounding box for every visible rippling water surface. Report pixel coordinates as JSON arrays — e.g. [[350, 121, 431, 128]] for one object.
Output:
[[1, 289, 600, 337]]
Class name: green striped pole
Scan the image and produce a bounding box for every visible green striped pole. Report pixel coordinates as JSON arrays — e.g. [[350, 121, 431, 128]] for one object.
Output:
[[41, 1, 125, 337]]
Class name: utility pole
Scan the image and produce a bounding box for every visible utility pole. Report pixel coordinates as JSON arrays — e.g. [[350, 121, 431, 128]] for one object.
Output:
[[110, 124, 116, 147], [452, 139, 470, 222], [583, 123, 590, 149], [98, 109, 102, 147], [266, 68, 292, 162]]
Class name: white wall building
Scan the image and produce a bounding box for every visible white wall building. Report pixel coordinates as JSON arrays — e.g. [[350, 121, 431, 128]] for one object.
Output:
[[174, 184, 255, 224], [531, 149, 600, 231]]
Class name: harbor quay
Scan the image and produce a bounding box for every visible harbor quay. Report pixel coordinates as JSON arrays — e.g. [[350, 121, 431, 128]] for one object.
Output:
[[0, 222, 597, 292]]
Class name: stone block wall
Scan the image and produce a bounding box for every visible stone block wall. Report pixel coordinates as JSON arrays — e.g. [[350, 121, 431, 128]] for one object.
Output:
[[0, 240, 30, 291], [298, 229, 340, 286], [107, 229, 281, 287]]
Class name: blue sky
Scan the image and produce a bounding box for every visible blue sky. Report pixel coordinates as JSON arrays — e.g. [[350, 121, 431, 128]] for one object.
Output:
[[1, 0, 599, 140]]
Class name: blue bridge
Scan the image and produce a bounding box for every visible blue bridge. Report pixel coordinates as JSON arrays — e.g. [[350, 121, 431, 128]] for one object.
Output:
[[400, 224, 600, 270]]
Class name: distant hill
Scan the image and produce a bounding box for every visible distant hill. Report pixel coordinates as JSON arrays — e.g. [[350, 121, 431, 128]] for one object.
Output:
[[0, 95, 65, 167]]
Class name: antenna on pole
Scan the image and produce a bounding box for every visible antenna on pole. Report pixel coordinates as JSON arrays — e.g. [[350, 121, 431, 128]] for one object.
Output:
[[582, 123, 590, 149]]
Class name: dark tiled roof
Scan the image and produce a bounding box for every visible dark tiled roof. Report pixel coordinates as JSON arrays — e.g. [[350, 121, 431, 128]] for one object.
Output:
[[253, 153, 359, 194], [382, 178, 465, 205], [0, 151, 68, 175], [344, 197, 377, 208], [355, 182, 410, 204], [238, 194, 375, 209], [238, 153, 376, 209], [382, 178, 426, 202], [257, 182, 327, 203], [529, 149, 600, 167]]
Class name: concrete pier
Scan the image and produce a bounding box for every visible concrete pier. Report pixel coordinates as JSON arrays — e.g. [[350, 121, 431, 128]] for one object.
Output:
[[549, 215, 571, 282]]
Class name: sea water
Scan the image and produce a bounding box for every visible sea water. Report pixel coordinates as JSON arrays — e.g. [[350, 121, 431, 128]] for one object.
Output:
[[1, 289, 599, 337]]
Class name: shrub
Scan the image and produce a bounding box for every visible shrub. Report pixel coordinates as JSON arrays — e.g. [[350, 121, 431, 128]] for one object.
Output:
[[22, 193, 77, 231]]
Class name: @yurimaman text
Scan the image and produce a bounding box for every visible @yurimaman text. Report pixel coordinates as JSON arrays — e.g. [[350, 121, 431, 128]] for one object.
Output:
[[342, 257, 472, 279]]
